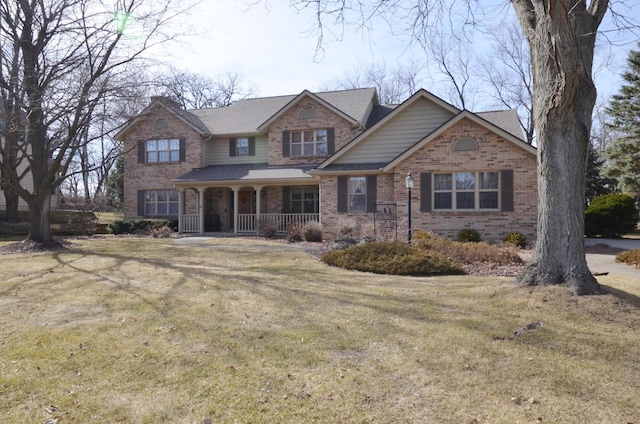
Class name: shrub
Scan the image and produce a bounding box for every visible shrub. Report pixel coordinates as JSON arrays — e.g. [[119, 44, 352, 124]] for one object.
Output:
[[108, 219, 176, 235], [504, 232, 527, 248], [616, 249, 640, 268], [151, 226, 174, 238], [302, 221, 323, 242], [457, 228, 481, 243], [414, 236, 521, 265], [321, 241, 464, 276], [258, 217, 278, 239], [585, 193, 639, 238], [286, 223, 304, 242], [414, 229, 436, 240], [337, 217, 357, 241]]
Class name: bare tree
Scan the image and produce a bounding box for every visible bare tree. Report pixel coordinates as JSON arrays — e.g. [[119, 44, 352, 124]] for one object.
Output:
[[156, 68, 258, 109], [283, 0, 640, 295], [0, 0, 193, 245], [320, 60, 425, 104], [480, 20, 534, 144], [426, 36, 476, 109]]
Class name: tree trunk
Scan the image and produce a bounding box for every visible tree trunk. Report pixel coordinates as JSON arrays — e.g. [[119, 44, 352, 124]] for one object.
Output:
[[26, 191, 52, 242], [3, 190, 20, 221], [514, 2, 605, 295]]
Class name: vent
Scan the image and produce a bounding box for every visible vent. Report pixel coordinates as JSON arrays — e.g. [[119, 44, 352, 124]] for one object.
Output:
[[155, 119, 169, 131], [454, 138, 478, 152], [300, 107, 316, 120]]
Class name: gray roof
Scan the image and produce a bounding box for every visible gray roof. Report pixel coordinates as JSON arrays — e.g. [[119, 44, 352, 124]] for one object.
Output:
[[319, 162, 389, 172], [187, 88, 377, 135], [476, 109, 524, 141], [173, 163, 316, 183]]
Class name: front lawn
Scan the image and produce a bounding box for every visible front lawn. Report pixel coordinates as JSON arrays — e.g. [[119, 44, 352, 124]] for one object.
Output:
[[1, 237, 639, 423]]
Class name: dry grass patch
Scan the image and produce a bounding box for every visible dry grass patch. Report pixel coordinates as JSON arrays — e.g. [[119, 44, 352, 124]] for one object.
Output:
[[1, 237, 639, 423]]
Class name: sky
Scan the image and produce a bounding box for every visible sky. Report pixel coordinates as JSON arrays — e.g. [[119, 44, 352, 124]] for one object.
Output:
[[150, 0, 640, 109]]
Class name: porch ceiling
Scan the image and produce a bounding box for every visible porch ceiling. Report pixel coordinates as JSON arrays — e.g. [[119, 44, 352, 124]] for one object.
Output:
[[172, 163, 316, 185]]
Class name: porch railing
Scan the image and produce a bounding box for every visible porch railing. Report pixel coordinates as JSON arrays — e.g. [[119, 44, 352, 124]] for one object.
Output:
[[237, 213, 320, 233], [181, 214, 200, 233], [180, 213, 320, 233]]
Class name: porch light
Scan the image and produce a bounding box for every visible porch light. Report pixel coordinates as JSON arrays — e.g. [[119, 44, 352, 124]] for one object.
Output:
[[405, 172, 414, 243]]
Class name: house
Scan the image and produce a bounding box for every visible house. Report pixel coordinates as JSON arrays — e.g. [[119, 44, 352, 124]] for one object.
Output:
[[0, 104, 31, 215], [115, 88, 537, 241]]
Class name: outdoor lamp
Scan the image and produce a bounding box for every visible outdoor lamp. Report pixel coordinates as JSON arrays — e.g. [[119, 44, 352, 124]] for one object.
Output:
[[405, 171, 414, 243]]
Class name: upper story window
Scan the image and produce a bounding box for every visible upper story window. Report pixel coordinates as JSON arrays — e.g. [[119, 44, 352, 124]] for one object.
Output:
[[291, 129, 328, 157], [146, 139, 180, 163], [433, 171, 499, 210], [236, 138, 249, 156]]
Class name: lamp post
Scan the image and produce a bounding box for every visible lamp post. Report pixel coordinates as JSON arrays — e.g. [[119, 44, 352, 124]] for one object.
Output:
[[405, 171, 414, 243]]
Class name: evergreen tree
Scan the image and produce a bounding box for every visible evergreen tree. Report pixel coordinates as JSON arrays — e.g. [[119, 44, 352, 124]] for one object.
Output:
[[605, 45, 640, 201], [105, 156, 124, 212], [586, 142, 615, 205]]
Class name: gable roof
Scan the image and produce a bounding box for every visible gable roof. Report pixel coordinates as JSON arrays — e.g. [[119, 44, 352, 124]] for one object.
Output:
[[316, 89, 460, 169], [381, 110, 536, 172], [476, 109, 524, 141], [114, 98, 209, 140], [256, 88, 377, 131]]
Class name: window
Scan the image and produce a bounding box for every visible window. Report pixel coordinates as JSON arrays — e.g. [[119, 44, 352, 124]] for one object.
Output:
[[290, 186, 319, 213], [146, 139, 180, 163], [290, 129, 328, 157], [348, 177, 367, 213], [144, 190, 179, 216], [236, 138, 249, 156], [433, 171, 499, 210]]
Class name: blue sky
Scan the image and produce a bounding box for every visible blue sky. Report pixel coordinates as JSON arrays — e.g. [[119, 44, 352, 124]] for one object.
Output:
[[153, 0, 640, 108]]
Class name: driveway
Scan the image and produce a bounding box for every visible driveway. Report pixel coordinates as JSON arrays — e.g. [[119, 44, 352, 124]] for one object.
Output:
[[585, 238, 640, 279]]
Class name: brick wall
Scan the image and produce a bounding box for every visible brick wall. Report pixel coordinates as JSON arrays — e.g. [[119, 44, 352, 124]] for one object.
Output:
[[267, 98, 357, 166], [319, 118, 538, 242], [122, 104, 202, 219]]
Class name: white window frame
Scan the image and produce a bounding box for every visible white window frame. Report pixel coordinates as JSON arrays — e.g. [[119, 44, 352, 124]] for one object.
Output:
[[236, 138, 249, 156], [348, 176, 367, 213], [433, 171, 499, 211], [290, 186, 319, 213], [145, 190, 179, 216], [290, 129, 328, 157], [146, 139, 180, 163]]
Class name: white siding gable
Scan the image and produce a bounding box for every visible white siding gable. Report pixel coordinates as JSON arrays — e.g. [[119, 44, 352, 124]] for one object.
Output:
[[333, 97, 455, 164]]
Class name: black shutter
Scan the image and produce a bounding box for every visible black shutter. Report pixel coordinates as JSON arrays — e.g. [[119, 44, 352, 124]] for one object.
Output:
[[137, 190, 145, 216], [366, 175, 377, 213], [420, 172, 432, 212], [282, 186, 291, 213], [229, 138, 237, 157], [179, 139, 186, 162], [337, 176, 348, 213], [248, 137, 256, 156], [327, 128, 335, 155], [282, 131, 290, 157], [138, 141, 145, 163], [501, 170, 514, 212]]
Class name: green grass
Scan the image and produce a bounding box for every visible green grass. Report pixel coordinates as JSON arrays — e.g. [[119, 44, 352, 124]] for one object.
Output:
[[1, 237, 640, 423]]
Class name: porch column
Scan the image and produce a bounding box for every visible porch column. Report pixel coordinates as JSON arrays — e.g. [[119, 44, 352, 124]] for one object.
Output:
[[178, 189, 184, 233], [198, 188, 205, 234], [254, 186, 263, 235], [232, 187, 239, 234]]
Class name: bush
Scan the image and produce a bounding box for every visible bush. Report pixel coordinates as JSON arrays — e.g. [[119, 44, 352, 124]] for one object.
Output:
[[108, 219, 176, 235], [337, 217, 357, 241], [414, 236, 521, 265], [457, 228, 481, 243], [302, 221, 323, 242], [258, 217, 278, 239], [321, 241, 465, 276], [616, 249, 640, 268], [504, 232, 527, 248], [286, 223, 304, 242], [414, 229, 436, 240], [585, 193, 639, 238]]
